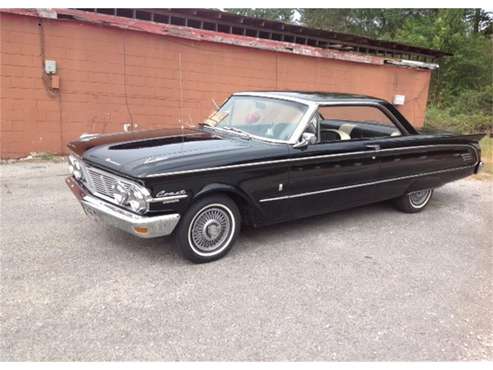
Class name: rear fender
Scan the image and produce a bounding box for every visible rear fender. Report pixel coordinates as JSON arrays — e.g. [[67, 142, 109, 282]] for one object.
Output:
[[404, 177, 444, 193]]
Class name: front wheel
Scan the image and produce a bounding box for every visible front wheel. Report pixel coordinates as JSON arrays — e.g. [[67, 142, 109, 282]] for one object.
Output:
[[393, 188, 434, 213], [176, 195, 241, 263]]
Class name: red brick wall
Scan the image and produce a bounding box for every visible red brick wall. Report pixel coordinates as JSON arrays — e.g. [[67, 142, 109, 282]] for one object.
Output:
[[0, 13, 432, 158]]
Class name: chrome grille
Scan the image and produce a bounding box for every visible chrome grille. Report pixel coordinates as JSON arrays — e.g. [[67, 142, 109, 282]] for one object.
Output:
[[79, 162, 132, 202]]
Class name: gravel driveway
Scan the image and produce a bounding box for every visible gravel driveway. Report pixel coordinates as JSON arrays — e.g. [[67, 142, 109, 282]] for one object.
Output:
[[1, 161, 492, 361]]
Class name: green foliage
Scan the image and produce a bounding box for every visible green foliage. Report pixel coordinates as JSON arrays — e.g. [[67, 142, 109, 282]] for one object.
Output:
[[224, 8, 295, 23], [449, 85, 493, 116], [394, 9, 493, 107], [299, 9, 434, 39], [224, 9, 492, 133], [425, 105, 492, 134], [299, 8, 493, 133]]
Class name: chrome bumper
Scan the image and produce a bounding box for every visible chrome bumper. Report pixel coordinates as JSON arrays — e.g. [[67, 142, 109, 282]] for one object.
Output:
[[66, 177, 180, 238], [475, 161, 484, 174]]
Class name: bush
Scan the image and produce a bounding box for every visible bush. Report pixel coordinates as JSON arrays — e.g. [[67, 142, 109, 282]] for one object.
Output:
[[449, 85, 493, 116], [425, 87, 493, 134], [425, 107, 492, 134]]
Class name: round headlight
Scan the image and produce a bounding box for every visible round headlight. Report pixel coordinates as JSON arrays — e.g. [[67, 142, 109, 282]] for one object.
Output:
[[73, 169, 82, 180], [68, 155, 75, 174], [127, 186, 149, 214], [112, 182, 150, 214], [68, 155, 83, 180], [112, 182, 129, 205]]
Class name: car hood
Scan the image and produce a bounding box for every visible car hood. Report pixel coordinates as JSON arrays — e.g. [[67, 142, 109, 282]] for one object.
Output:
[[68, 127, 282, 178]]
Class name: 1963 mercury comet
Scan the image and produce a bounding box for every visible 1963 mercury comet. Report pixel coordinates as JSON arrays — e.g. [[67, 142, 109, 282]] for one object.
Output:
[[66, 91, 484, 263]]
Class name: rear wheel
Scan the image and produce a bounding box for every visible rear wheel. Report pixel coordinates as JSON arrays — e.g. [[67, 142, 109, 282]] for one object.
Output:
[[393, 188, 433, 213], [176, 195, 241, 263]]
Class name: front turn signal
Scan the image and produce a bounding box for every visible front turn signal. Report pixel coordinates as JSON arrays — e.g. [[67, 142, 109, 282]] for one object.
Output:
[[133, 226, 149, 235]]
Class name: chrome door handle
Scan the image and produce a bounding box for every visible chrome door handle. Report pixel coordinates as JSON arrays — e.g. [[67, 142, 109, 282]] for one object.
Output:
[[366, 144, 380, 150]]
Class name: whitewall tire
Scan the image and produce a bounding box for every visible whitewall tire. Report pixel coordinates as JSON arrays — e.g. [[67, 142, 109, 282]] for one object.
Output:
[[176, 195, 241, 263], [393, 188, 434, 213]]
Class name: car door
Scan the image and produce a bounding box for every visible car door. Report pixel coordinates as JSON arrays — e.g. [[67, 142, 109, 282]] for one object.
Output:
[[278, 103, 413, 219], [283, 138, 381, 218]]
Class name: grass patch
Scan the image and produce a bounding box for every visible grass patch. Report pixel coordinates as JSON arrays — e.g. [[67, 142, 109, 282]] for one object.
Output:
[[479, 136, 493, 175], [35, 152, 57, 161]]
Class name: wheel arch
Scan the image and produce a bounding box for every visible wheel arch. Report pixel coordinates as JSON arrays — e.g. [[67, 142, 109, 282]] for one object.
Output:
[[192, 183, 258, 225]]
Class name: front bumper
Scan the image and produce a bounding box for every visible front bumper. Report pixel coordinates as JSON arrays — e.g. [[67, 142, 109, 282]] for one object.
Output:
[[66, 177, 180, 238]]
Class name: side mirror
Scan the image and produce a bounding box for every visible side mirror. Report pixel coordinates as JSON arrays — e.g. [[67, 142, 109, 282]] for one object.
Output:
[[293, 132, 317, 148]]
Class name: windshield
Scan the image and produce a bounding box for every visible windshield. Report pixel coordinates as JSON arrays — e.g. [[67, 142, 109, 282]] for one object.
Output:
[[203, 96, 308, 142]]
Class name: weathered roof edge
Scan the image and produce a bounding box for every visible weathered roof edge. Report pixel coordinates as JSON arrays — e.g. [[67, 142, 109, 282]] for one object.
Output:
[[1, 8, 438, 70], [159, 8, 451, 59]]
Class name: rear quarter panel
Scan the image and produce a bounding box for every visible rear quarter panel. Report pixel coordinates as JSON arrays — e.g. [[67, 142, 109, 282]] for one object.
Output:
[[371, 134, 480, 200]]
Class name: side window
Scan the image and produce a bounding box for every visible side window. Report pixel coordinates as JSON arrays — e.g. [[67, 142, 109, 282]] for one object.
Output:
[[316, 105, 402, 143]]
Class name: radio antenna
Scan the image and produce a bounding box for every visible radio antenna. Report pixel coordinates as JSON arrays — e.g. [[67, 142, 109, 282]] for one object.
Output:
[[211, 98, 219, 110], [178, 52, 184, 129]]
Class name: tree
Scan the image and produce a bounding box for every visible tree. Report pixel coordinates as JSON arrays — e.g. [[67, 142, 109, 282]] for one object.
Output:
[[299, 9, 436, 39], [297, 9, 493, 131], [394, 9, 492, 106], [464, 9, 492, 33], [223, 8, 493, 121], [225, 8, 295, 23], [300, 9, 492, 111]]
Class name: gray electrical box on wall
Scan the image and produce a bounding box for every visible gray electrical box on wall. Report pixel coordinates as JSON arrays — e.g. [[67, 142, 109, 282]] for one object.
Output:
[[44, 60, 57, 74]]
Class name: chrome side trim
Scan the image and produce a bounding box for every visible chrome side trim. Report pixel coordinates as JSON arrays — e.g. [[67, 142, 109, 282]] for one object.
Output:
[[145, 143, 476, 178], [259, 164, 476, 203], [149, 194, 189, 203]]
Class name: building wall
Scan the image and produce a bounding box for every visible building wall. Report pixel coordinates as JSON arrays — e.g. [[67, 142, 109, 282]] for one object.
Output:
[[0, 13, 432, 158]]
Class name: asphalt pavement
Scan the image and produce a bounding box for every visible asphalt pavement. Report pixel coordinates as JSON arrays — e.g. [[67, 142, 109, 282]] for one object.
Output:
[[1, 160, 492, 361]]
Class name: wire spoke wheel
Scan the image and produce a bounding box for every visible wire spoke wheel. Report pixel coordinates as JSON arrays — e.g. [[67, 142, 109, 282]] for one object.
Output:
[[189, 204, 234, 254], [409, 189, 432, 208]]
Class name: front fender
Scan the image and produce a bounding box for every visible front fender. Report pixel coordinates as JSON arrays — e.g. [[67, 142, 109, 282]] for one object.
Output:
[[193, 183, 252, 204], [193, 183, 262, 224]]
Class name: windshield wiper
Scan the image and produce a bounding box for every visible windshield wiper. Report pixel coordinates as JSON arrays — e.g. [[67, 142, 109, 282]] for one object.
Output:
[[221, 126, 252, 140]]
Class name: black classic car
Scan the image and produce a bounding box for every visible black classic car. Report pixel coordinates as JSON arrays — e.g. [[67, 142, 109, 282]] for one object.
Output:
[[66, 91, 484, 262]]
